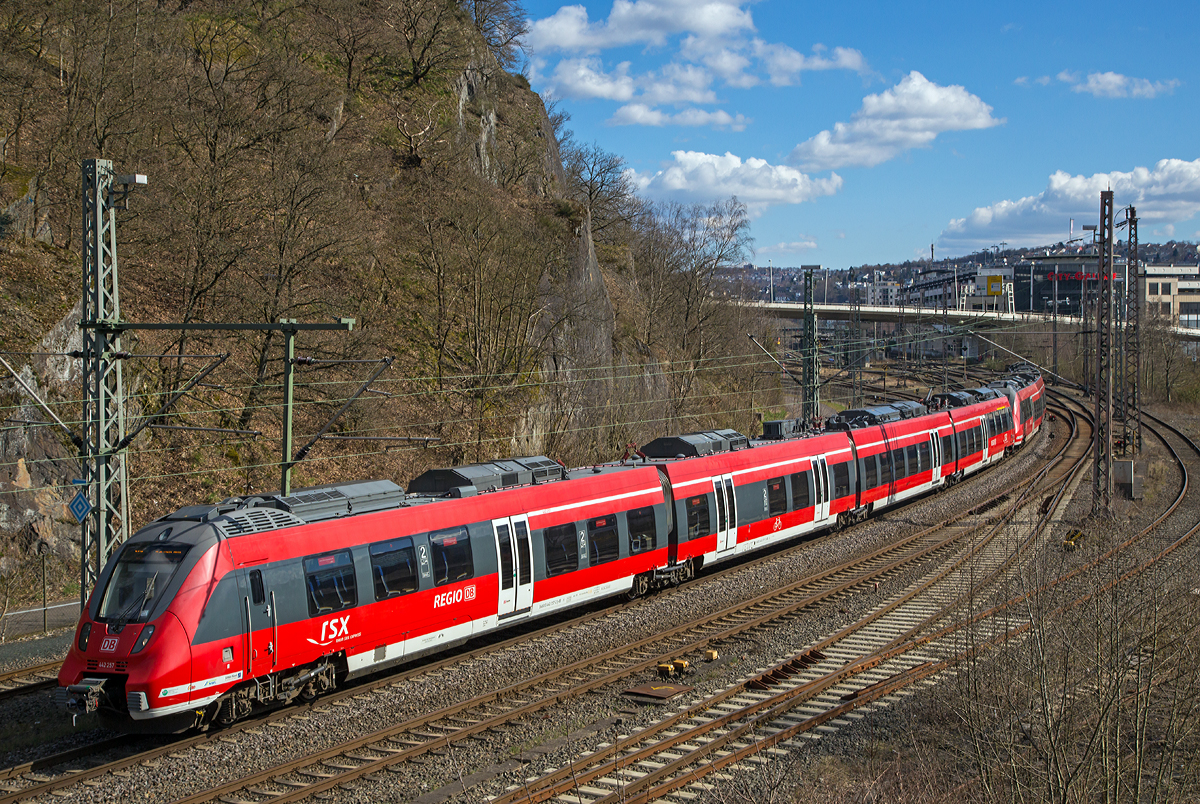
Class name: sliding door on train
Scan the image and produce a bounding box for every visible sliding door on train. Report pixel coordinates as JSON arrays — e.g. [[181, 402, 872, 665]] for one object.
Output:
[[712, 474, 737, 553], [813, 457, 832, 526], [492, 516, 534, 619]]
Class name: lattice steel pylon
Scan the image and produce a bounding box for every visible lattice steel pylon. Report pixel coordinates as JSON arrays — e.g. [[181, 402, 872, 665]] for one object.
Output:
[[850, 280, 863, 408], [80, 160, 140, 605], [1092, 190, 1115, 514], [1119, 207, 1141, 457], [941, 282, 949, 391], [801, 267, 819, 422]]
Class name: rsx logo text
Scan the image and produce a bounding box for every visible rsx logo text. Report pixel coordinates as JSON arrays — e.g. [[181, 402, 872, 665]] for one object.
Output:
[[320, 616, 349, 642]]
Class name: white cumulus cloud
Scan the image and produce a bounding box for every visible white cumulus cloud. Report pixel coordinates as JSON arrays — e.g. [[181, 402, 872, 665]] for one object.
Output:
[[546, 57, 636, 101], [759, 240, 819, 255], [610, 104, 748, 130], [753, 42, 867, 87], [939, 158, 1200, 253], [638, 62, 719, 105], [632, 151, 843, 208], [525, 0, 754, 53], [1057, 70, 1180, 99], [789, 71, 1003, 170]]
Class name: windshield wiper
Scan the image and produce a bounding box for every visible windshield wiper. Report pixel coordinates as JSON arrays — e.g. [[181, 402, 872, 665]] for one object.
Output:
[[114, 573, 158, 627]]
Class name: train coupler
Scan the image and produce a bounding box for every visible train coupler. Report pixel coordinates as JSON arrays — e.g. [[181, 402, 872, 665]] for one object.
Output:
[[59, 677, 108, 717]]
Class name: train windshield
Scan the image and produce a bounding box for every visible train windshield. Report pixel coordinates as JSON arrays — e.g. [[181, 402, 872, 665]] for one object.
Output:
[[97, 542, 191, 623]]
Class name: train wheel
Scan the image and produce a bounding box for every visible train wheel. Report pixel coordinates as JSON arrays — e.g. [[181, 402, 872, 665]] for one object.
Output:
[[627, 573, 651, 600], [679, 558, 695, 584]]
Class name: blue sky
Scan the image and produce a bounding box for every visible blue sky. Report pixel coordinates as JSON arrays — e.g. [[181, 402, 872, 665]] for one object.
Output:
[[520, 0, 1200, 268]]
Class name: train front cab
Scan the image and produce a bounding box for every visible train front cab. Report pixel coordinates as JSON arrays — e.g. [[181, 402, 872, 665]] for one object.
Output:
[[58, 515, 225, 733]]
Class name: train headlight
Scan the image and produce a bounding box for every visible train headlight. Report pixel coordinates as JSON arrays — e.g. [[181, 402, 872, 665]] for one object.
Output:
[[77, 622, 92, 652], [131, 625, 155, 654]]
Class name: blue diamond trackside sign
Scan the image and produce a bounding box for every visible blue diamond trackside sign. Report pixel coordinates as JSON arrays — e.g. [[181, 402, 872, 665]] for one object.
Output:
[[69, 491, 93, 523]]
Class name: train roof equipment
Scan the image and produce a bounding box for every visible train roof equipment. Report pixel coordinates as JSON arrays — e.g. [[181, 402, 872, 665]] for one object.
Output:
[[407, 456, 565, 497], [825, 400, 929, 431], [761, 418, 804, 440], [932, 388, 1002, 409], [641, 429, 750, 459], [144, 479, 408, 542]]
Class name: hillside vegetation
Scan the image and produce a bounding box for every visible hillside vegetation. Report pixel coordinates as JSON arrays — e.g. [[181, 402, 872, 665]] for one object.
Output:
[[0, 0, 776, 561]]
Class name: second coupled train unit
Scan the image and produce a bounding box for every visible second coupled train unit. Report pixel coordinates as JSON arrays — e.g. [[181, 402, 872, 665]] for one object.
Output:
[[59, 367, 1045, 731]]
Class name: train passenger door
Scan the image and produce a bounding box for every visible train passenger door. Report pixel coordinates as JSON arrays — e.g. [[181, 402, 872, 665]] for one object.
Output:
[[240, 567, 276, 681], [712, 474, 737, 553], [492, 516, 534, 619], [929, 432, 942, 484], [812, 458, 831, 525]]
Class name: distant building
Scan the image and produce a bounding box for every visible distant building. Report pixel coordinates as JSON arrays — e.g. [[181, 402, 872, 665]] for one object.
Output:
[[1142, 264, 1200, 328]]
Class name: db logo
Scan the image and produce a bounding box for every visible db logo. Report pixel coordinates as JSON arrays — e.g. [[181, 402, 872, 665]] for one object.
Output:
[[100, 636, 119, 653]]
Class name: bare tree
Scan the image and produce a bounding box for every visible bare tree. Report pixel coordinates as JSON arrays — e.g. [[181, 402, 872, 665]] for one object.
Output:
[[393, 0, 462, 89], [460, 0, 527, 68], [564, 141, 638, 241]]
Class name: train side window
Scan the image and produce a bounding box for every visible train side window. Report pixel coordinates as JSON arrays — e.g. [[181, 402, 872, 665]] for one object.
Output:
[[790, 471, 811, 510], [879, 452, 893, 484], [766, 476, 787, 517], [543, 523, 578, 576], [892, 448, 907, 480], [515, 521, 532, 585], [496, 524, 514, 590], [957, 430, 968, 456], [713, 484, 727, 532], [918, 442, 930, 470], [906, 444, 919, 474], [303, 550, 357, 617], [627, 506, 657, 555], [685, 495, 710, 539], [429, 526, 473, 587], [369, 537, 419, 600], [831, 462, 850, 498], [249, 570, 265, 606], [863, 456, 878, 488], [587, 515, 620, 566]]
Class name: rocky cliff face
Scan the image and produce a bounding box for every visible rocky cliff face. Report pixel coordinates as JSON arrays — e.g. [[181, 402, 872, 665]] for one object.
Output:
[[455, 53, 567, 200], [451, 57, 616, 456], [0, 299, 83, 562]]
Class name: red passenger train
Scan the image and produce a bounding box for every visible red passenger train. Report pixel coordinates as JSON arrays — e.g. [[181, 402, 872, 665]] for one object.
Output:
[[59, 367, 1046, 731]]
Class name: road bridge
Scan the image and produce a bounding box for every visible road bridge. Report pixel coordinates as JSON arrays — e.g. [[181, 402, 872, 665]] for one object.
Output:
[[749, 300, 1200, 340]]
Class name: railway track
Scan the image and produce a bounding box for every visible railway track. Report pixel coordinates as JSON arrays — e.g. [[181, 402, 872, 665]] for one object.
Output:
[[0, 663, 60, 704]]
